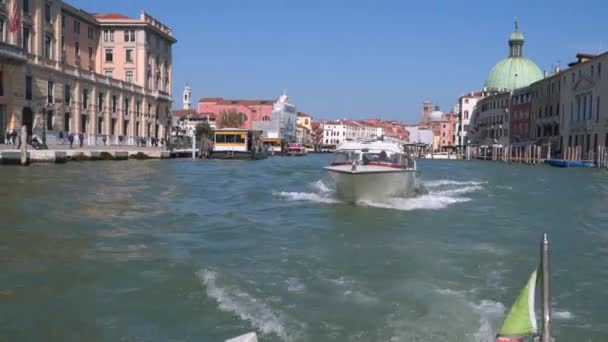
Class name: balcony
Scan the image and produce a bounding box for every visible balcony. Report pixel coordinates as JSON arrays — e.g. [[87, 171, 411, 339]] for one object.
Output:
[[0, 42, 27, 63], [151, 89, 171, 101]]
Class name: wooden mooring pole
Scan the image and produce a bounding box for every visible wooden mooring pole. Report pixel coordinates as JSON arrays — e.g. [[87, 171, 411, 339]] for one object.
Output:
[[20, 125, 28, 166]]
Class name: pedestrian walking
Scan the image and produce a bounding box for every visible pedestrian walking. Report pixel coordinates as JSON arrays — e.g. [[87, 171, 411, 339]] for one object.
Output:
[[102, 135, 107, 146], [11, 129, 17, 145], [78, 132, 84, 147], [58, 131, 64, 145], [68, 133, 74, 149]]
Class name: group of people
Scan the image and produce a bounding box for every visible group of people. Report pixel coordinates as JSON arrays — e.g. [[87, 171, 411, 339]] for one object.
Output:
[[4, 127, 165, 149], [57, 131, 85, 149], [135, 137, 162, 147], [4, 129, 20, 145]]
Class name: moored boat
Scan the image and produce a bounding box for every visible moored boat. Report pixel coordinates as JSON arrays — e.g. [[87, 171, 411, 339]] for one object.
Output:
[[544, 159, 594, 168], [323, 137, 416, 203], [262, 138, 283, 155], [210, 128, 267, 160], [287, 143, 307, 156]]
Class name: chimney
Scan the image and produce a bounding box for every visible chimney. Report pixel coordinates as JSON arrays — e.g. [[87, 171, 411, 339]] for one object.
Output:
[[554, 65, 561, 74], [434, 105, 440, 111], [543, 70, 549, 78]]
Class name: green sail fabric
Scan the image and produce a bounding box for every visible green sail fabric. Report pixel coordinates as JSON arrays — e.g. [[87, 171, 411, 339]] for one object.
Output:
[[497, 270, 538, 338]]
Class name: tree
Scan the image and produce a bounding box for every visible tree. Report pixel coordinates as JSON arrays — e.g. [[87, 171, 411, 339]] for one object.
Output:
[[195, 121, 214, 141], [218, 109, 247, 128]]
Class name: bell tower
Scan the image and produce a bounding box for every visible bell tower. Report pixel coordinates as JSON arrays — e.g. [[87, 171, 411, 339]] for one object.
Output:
[[183, 84, 192, 110]]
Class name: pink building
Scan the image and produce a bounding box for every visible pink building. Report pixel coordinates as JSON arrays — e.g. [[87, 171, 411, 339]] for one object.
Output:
[[439, 111, 457, 148], [0, 0, 176, 145], [365, 119, 410, 141], [198, 97, 274, 129]]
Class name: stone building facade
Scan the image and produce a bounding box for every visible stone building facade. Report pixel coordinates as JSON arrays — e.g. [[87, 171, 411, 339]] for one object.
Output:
[[0, 0, 176, 145], [560, 52, 607, 159]]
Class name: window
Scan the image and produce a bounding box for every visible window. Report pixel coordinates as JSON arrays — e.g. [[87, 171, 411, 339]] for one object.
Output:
[[47, 81, 54, 104], [0, 18, 5, 43], [598, 96, 601, 122], [126, 49, 133, 63], [103, 30, 114, 42], [82, 89, 88, 109], [46, 110, 53, 130], [124, 99, 129, 116], [44, 34, 53, 59], [61, 14, 65, 29], [45, 3, 51, 23], [64, 112, 70, 132], [0, 70, 3, 97], [112, 95, 117, 113], [599, 63, 602, 78], [23, 0, 29, 14], [98, 93, 104, 112], [124, 30, 135, 42], [104, 69, 112, 78], [22, 26, 31, 53], [125, 70, 133, 83], [105, 49, 113, 62], [61, 35, 65, 52], [64, 85, 71, 104], [88, 27, 94, 40], [25, 76, 32, 100], [98, 117, 103, 134], [88, 47, 93, 59], [74, 21, 80, 35], [75, 41, 79, 56]]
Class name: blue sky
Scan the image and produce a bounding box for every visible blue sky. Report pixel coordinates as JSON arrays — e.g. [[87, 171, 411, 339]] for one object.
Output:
[[75, 0, 608, 123]]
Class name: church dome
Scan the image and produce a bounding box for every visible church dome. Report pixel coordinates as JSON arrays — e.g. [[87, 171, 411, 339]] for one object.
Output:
[[430, 110, 443, 121], [484, 21, 542, 91], [429, 105, 443, 121]]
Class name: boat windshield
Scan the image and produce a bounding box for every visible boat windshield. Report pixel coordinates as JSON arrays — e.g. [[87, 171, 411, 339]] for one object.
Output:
[[331, 151, 360, 165], [362, 152, 415, 169]]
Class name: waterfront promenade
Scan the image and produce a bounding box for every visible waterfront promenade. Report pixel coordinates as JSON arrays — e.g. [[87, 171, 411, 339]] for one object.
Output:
[[0, 143, 195, 164]]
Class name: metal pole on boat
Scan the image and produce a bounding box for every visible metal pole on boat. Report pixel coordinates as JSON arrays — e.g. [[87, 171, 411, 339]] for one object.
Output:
[[192, 133, 196, 159], [540, 233, 552, 342]]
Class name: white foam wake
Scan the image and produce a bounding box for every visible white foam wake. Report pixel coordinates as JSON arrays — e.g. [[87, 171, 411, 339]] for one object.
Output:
[[357, 179, 485, 211], [359, 194, 471, 211], [472, 300, 505, 342], [273, 191, 339, 204], [197, 269, 290, 340], [424, 180, 488, 188], [311, 180, 332, 193]]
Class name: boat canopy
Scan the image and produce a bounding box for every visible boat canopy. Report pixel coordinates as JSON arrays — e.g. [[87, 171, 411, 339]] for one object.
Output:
[[336, 137, 405, 154]]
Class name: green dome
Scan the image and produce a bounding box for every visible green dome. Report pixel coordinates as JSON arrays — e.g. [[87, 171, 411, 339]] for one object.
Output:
[[484, 20, 542, 91], [484, 57, 542, 91]]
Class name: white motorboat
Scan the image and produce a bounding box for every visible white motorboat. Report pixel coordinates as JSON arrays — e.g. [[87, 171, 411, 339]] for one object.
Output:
[[323, 137, 417, 203]]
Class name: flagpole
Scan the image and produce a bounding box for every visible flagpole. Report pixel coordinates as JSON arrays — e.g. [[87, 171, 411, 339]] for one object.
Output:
[[540, 233, 552, 342]]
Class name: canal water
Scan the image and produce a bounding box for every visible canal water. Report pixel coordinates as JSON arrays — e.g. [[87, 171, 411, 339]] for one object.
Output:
[[0, 155, 607, 341]]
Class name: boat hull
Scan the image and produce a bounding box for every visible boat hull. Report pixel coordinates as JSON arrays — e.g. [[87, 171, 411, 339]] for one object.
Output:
[[209, 151, 267, 160], [325, 167, 416, 203]]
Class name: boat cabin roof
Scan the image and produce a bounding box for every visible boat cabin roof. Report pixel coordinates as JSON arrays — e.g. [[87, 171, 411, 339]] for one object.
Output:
[[336, 139, 403, 154]]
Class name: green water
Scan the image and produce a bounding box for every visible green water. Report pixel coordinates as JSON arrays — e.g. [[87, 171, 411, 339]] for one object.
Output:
[[0, 156, 607, 341]]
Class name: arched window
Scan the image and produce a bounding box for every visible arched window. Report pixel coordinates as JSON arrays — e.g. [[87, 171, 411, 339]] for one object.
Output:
[[262, 115, 270, 121], [464, 110, 469, 119]]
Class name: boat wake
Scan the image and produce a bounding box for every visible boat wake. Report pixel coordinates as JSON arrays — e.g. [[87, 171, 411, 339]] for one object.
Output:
[[196, 269, 303, 341], [274, 179, 485, 211], [273, 180, 340, 204], [358, 179, 485, 211]]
